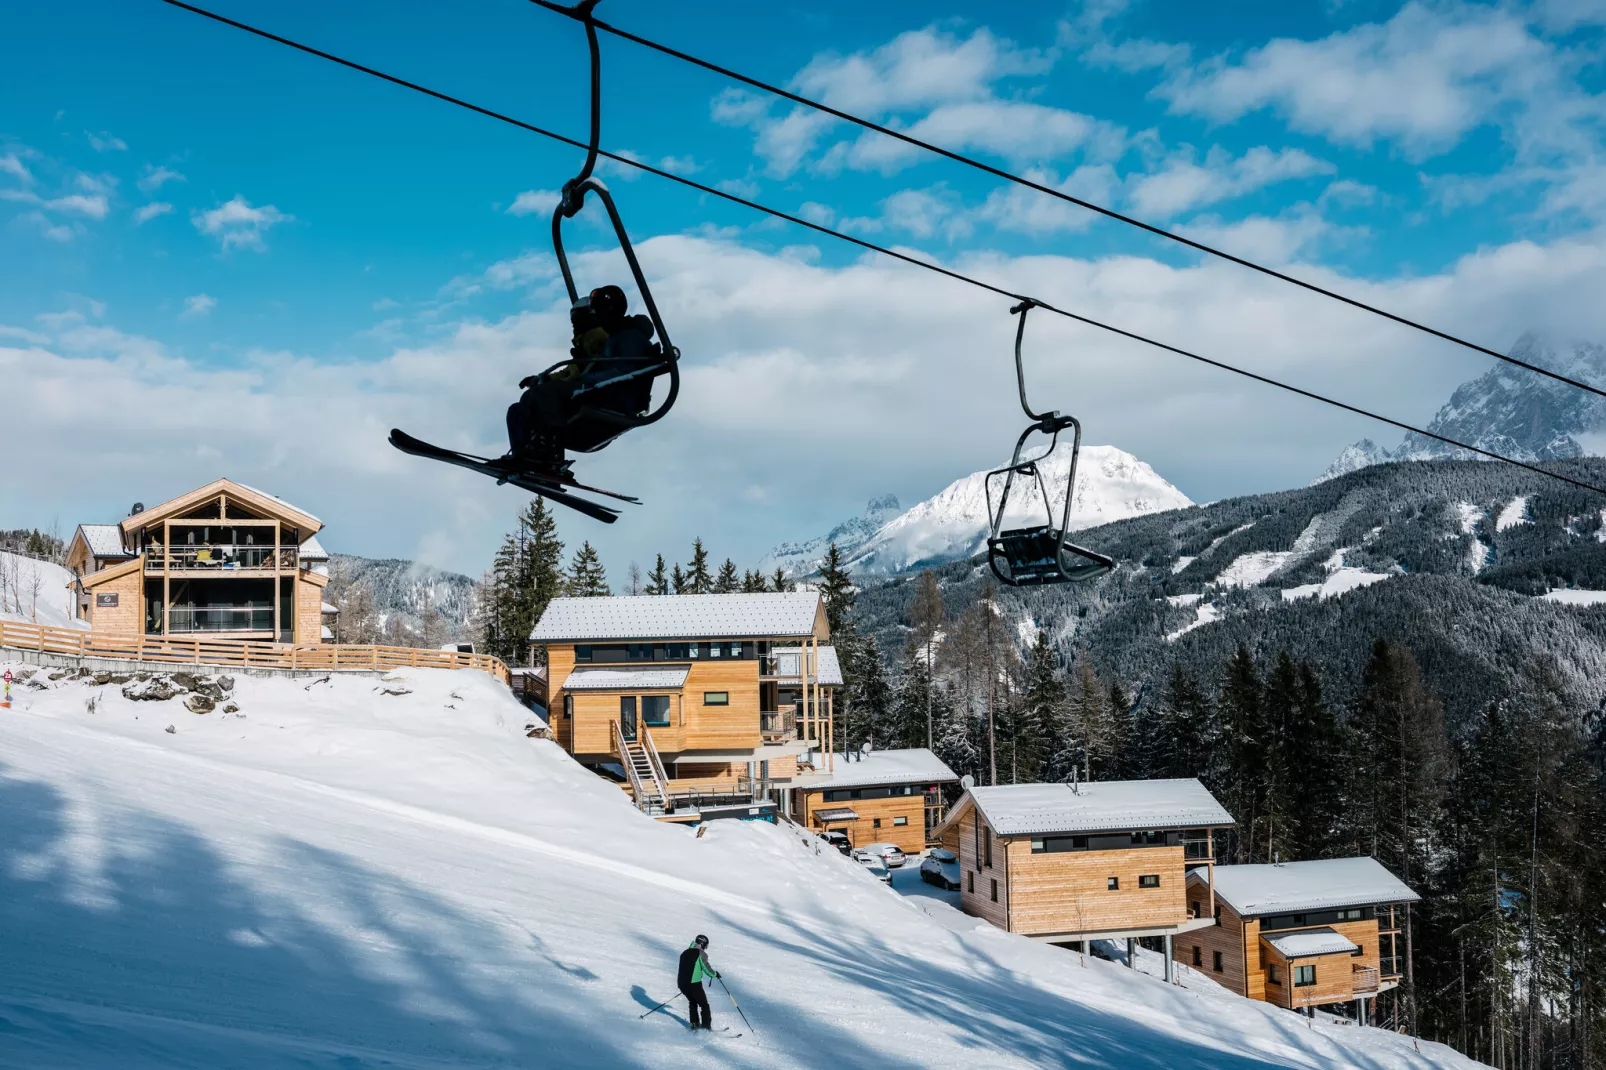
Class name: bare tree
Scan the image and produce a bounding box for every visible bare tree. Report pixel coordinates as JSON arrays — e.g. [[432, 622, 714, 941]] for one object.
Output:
[[626, 561, 643, 596]]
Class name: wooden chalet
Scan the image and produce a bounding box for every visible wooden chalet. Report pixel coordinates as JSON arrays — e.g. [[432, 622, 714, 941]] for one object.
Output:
[[64, 479, 333, 645], [1178, 857, 1418, 1020], [934, 779, 1234, 979], [530, 592, 842, 821], [794, 747, 958, 853]]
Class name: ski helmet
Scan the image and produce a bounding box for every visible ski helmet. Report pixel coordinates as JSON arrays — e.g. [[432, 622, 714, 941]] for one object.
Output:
[[694, 934, 709, 949]]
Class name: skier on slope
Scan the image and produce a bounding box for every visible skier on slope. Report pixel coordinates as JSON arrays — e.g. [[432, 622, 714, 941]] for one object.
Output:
[[677, 934, 719, 1031]]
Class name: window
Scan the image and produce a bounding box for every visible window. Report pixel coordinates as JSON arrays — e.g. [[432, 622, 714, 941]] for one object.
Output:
[[973, 818, 982, 871], [1294, 965, 1316, 987], [872, 818, 882, 829], [1030, 835, 1090, 854], [1130, 830, 1166, 846], [1139, 874, 1160, 889], [665, 643, 690, 660], [704, 692, 730, 706], [728, 641, 745, 658], [575, 645, 593, 662], [990, 879, 998, 903], [968, 872, 974, 893], [984, 828, 993, 868], [1336, 908, 1365, 922], [563, 694, 573, 719], [643, 695, 671, 726], [893, 816, 908, 827], [1191, 946, 1202, 967], [620, 696, 636, 719], [709, 643, 722, 658], [689, 643, 700, 658], [1107, 877, 1120, 891], [1267, 963, 1281, 985], [1212, 951, 1223, 973]]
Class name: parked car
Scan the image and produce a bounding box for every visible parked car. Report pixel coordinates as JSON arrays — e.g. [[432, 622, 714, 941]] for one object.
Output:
[[851, 851, 892, 884], [860, 842, 907, 868], [920, 848, 961, 890], [818, 829, 852, 855]]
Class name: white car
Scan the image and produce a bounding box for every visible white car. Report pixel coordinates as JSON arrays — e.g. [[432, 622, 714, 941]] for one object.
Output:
[[851, 851, 892, 884], [859, 842, 907, 868]]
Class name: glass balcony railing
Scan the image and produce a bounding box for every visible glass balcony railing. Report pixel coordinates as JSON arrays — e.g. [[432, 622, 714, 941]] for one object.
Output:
[[165, 606, 276, 633], [146, 546, 297, 571]]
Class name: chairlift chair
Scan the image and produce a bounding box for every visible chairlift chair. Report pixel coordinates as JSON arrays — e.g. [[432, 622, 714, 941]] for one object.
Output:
[[984, 300, 1115, 588]]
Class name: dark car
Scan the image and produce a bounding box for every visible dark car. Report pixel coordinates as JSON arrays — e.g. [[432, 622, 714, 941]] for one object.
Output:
[[919, 848, 961, 890], [819, 829, 852, 855]]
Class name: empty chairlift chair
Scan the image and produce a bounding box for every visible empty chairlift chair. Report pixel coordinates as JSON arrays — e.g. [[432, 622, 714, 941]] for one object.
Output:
[[984, 300, 1114, 587]]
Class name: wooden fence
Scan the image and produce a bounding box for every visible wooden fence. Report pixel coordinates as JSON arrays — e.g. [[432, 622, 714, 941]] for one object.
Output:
[[0, 618, 510, 684]]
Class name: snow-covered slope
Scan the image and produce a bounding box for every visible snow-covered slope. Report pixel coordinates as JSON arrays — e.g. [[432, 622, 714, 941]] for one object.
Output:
[[0, 662, 1478, 1069], [1317, 333, 1606, 481], [757, 494, 901, 578], [846, 444, 1193, 576], [0, 550, 83, 629]]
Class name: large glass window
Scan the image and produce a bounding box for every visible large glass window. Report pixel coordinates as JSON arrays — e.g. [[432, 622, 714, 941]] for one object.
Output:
[[643, 696, 671, 726], [575, 645, 593, 662]]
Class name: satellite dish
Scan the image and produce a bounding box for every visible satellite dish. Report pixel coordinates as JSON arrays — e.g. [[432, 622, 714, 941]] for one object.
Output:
[[960, 774, 975, 791]]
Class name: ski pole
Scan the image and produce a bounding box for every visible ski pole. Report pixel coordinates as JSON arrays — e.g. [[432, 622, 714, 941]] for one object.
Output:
[[638, 993, 682, 1019], [715, 975, 755, 1035]]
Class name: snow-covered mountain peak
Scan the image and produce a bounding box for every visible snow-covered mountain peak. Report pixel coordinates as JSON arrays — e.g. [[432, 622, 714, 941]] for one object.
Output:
[[844, 443, 1193, 576]]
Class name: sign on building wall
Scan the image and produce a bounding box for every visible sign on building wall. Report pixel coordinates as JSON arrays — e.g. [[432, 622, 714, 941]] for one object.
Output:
[[96, 593, 119, 607]]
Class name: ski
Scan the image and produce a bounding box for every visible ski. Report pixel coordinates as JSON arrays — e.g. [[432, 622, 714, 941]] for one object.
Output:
[[388, 429, 631, 524]]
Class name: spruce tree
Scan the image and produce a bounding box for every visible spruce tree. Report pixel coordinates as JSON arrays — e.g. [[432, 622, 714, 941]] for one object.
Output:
[[932, 682, 979, 782], [714, 558, 739, 593], [687, 538, 713, 594], [843, 634, 893, 752], [1219, 645, 1266, 863], [671, 563, 688, 595], [646, 554, 668, 595], [771, 567, 792, 593], [565, 541, 611, 597], [1288, 661, 1343, 858], [1017, 631, 1064, 784], [908, 569, 945, 751], [1259, 652, 1302, 863], [742, 569, 768, 593], [817, 543, 856, 636], [889, 643, 933, 750]]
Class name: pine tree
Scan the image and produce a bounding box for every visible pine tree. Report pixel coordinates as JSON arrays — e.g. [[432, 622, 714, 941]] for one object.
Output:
[[1288, 662, 1344, 858], [741, 569, 768, 593], [1016, 631, 1063, 785], [646, 554, 668, 596], [1258, 652, 1302, 863], [1219, 645, 1267, 863], [1066, 661, 1113, 782], [817, 543, 856, 636], [671, 563, 688, 595], [889, 643, 933, 750], [932, 682, 978, 783], [714, 558, 739, 594], [908, 569, 945, 751], [771, 567, 792, 593], [565, 541, 610, 597], [1154, 665, 1216, 783], [686, 538, 712, 594], [842, 634, 893, 752], [1107, 682, 1135, 780]]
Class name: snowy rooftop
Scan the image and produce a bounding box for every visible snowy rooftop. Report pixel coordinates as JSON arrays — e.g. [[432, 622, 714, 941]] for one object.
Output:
[[961, 779, 1234, 836], [1206, 858, 1420, 916], [559, 666, 691, 691], [236, 482, 322, 525], [299, 535, 329, 562], [773, 645, 844, 686], [805, 748, 958, 791], [1262, 928, 1359, 960], [531, 592, 823, 642], [78, 524, 132, 559]]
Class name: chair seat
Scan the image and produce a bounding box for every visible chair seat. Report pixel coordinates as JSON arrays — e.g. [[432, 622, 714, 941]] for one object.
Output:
[[991, 526, 1113, 586]]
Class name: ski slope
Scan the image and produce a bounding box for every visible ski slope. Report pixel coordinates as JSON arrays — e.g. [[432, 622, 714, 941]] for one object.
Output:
[[0, 663, 1482, 1069]]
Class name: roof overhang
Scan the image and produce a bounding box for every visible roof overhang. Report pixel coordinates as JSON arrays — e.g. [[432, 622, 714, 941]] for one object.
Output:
[[813, 807, 859, 822], [122, 479, 322, 536], [1261, 928, 1361, 960], [78, 555, 144, 589]]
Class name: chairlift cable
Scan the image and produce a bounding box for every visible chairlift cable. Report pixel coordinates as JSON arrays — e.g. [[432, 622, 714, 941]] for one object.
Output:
[[152, 0, 1606, 498], [522, 0, 1606, 405]]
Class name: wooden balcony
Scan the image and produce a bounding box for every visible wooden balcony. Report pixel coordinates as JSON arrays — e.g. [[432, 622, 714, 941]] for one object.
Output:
[[1352, 964, 1380, 994], [144, 546, 298, 572]]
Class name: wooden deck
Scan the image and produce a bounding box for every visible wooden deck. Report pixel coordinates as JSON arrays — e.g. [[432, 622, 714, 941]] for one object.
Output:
[[0, 619, 510, 683]]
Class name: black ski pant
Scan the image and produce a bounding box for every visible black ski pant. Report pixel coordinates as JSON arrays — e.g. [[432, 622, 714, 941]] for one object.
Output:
[[680, 983, 711, 1029]]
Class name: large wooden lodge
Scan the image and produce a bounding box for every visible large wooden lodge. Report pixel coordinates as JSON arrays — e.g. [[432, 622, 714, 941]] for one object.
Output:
[[64, 478, 333, 645]]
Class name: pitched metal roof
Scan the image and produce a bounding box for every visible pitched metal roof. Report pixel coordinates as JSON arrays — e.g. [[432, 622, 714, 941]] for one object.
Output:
[[531, 592, 823, 642], [299, 535, 329, 562], [560, 666, 691, 691], [803, 748, 958, 791], [78, 525, 133, 559], [1262, 928, 1359, 959], [814, 807, 859, 822], [1204, 858, 1420, 917], [773, 645, 844, 686], [949, 779, 1234, 837]]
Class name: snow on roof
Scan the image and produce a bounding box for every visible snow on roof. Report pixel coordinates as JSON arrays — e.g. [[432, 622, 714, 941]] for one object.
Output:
[[78, 524, 132, 559], [1262, 928, 1359, 959], [963, 779, 1234, 836], [531, 592, 822, 642], [320, 602, 339, 615], [806, 748, 958, 791], [814, 807, 859, 822], [1206, 858, 1420, 916], [560, 666, 691, 691], [773, 645, 844, 685], [320, 626, 333, 640], [299, 535, 329, 562]]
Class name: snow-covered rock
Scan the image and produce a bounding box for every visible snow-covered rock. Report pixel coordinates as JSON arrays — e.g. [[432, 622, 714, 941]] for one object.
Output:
[[758, 493, 901, 577], [845, 444, 1192, 576]]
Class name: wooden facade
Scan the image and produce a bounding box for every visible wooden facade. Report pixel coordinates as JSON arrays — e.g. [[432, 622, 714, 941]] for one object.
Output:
[[66, 480, 331, 646], [800, 790, 928, 855]]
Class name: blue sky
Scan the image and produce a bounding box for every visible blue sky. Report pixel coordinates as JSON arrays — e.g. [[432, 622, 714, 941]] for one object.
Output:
[[5, 0, 1606, 578]]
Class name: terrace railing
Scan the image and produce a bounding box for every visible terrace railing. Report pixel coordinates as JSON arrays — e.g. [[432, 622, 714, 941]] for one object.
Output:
[[144, 546, 298, 571], [167, 606, 276, 633], [0, 618, 510, 683], [1352, 965, 1380, 993]]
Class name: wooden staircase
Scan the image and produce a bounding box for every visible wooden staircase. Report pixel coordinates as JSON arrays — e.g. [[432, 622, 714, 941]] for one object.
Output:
[[613, 721, 669, 816]]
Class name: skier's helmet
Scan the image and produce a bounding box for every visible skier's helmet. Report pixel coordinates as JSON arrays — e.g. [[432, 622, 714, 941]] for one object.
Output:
[[695, 934, 709, 949]]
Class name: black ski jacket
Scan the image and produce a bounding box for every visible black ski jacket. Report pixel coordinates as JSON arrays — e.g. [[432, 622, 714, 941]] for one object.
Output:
[[677, 945, 709, 989]]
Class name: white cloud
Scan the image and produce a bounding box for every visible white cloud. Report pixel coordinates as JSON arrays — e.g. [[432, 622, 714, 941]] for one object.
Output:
[[1175, 210, 1349, 263], [507, 189, 561, 216], [482, 251, 556, 290], [86, 131, 127, 152], [1126, 146, 1334, 218], [134, 202, 173, 224], [658, 155, 702, 175], [976, 164, 1121, 234], [0, 189, 110, 219], [845, 101, 1126, 172], [192, 195, 290, 251], [138, 165, 185, 193], [1157, 2, 1562, 158], [716, 177, 761, 199], [22, 211, 76, 243], [0, 152, 32, 184], [844, 187, 973, 241], [793, 26, 1049, 114], [180, 294, 217, 319]]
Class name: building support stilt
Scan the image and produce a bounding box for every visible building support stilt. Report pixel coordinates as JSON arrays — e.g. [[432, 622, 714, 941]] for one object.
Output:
[[1163, 935, 1174, 983], [1126, 937, 1136, 969]]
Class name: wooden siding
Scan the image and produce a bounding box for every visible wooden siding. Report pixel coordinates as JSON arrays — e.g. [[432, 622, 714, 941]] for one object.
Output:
[[1263, 945, 1365, 1010], [85, 565, 142, 634], [1005, 843, 1188, 937], [954, 809, 1010, 930], [681, 660, 760, 750], [799, 791, 927, 854], [1180, 887, 1254, 997], [294, 571, 326, 645]]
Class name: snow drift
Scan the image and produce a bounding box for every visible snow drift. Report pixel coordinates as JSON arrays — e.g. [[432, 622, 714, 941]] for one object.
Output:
[[0, 550, 83, 629], [0, 662, 1479, 1068]]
